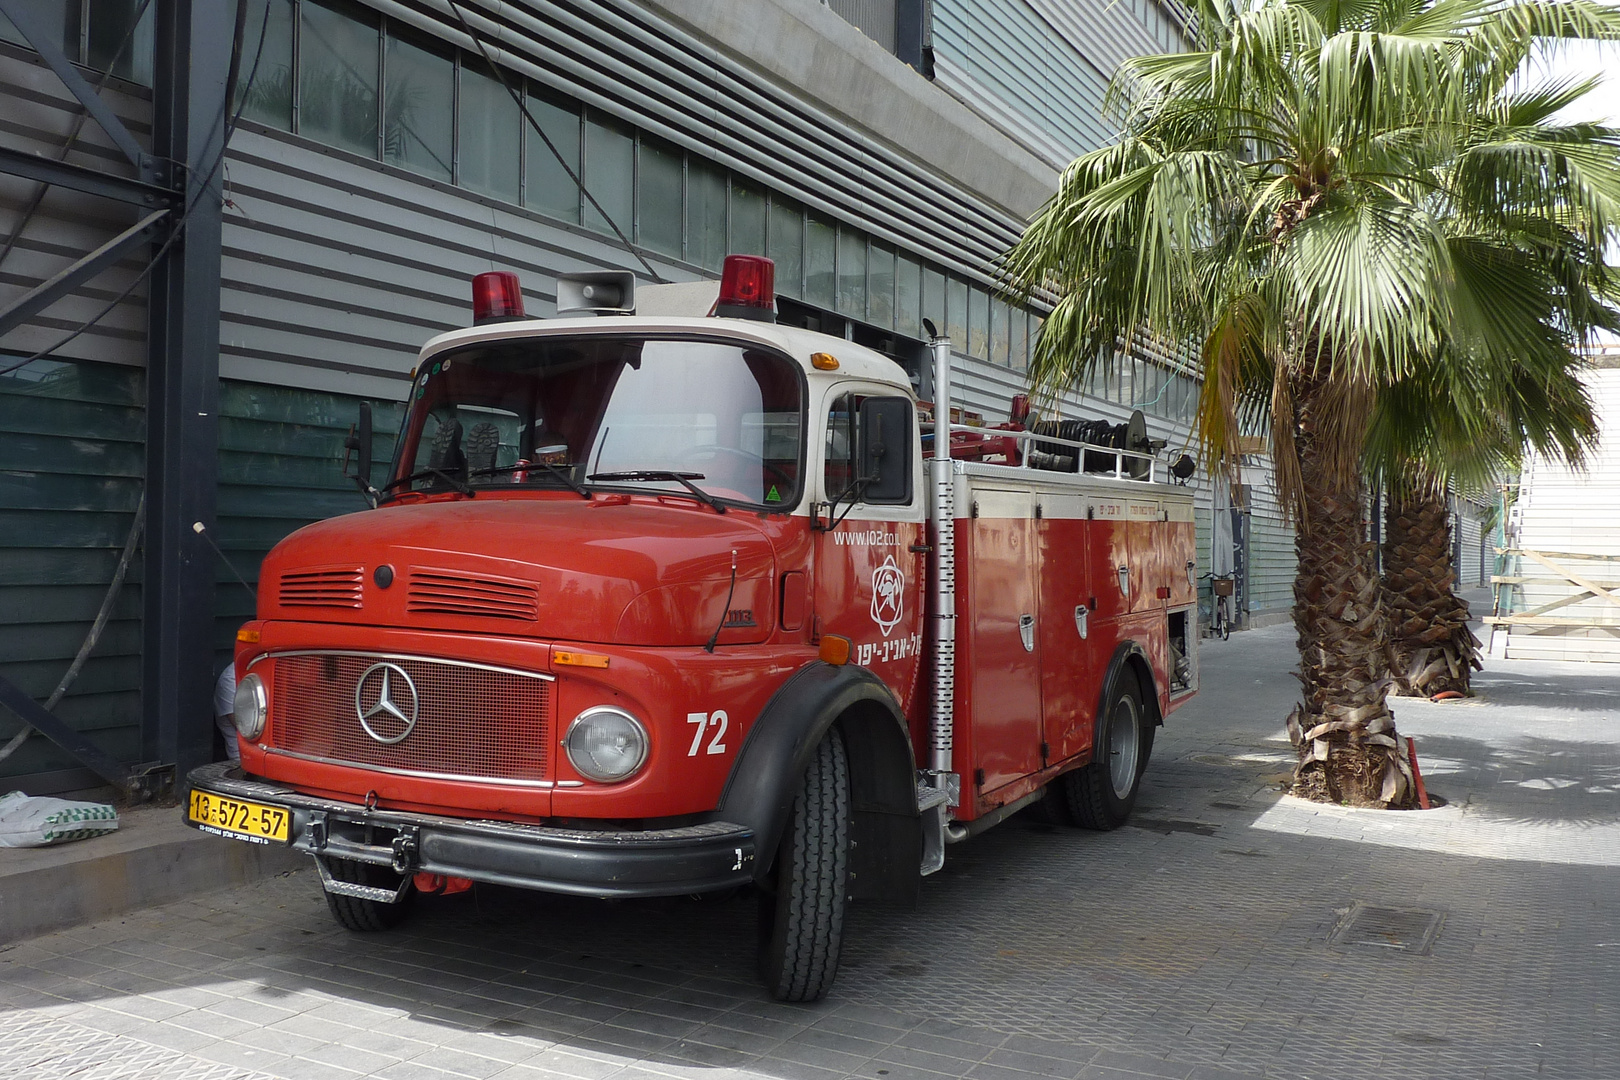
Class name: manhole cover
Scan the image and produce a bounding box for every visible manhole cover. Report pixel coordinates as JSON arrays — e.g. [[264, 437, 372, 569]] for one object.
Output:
[[1329, 902, 1444, 954]]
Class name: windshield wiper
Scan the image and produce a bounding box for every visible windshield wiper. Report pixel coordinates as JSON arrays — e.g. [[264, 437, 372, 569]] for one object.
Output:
[[587, 470, 726, 514], [470, 461, 592, 499], [381, 466, 476, 498]]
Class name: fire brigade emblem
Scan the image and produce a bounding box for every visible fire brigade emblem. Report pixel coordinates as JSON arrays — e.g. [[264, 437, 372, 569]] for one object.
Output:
[[870, 556, 905, 638], [355, 662, 420, 744]]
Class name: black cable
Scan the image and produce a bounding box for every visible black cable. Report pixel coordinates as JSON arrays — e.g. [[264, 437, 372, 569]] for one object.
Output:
[[445, 0, 665, 284], [0, 0, 153, 272], [1, 0, 268, 381]]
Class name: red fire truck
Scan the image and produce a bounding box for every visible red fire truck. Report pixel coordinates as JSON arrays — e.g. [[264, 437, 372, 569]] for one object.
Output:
[[185, 255, 1198, 1001]]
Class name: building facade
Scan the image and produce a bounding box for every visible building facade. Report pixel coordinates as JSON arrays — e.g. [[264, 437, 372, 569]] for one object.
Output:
[[0, 0, 1296, 794]]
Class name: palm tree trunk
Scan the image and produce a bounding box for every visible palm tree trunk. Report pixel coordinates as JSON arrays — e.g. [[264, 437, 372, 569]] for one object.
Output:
[[1285, 373, 1419, 808], [1384, 488, 1481, 697]]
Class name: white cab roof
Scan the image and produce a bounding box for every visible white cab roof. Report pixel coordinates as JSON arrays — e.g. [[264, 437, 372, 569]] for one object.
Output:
[[419, 316, 913, 394]]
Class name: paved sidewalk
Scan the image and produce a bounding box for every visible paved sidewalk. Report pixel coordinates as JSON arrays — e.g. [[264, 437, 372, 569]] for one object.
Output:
[[2, 613, 1617, 1080]]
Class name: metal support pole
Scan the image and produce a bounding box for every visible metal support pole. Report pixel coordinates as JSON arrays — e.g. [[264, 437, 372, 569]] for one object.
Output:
[[142, 0, 232, 788], [917, 331, 957, 875], [928, 333, 956, 780]]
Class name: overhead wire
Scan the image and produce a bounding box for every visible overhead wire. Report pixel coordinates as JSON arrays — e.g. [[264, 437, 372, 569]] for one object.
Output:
[[0, 0, 268, 380], [0, 0, 153, 273], [444, 0, 665, 284], [0, 2, 264, 761]]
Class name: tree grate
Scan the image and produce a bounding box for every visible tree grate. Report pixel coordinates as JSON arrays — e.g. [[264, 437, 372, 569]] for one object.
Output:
[[1329, 901, 1444, 955]]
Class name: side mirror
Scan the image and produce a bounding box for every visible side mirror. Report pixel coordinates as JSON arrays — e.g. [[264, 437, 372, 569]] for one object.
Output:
[[857, 397, 912, 504], [343, 402, 375, 503]]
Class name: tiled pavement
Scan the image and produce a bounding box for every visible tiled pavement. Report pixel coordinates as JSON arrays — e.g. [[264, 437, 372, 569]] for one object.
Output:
[[3, 606, 1617, 1080]]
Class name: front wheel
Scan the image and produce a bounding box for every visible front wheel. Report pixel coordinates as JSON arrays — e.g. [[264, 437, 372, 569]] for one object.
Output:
[[759, 728, 850, 1002], [1063, 676, 1147, 830]]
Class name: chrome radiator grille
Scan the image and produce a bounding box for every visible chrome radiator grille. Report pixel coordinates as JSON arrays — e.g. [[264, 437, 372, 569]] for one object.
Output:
[[268, 652, 552, 784]]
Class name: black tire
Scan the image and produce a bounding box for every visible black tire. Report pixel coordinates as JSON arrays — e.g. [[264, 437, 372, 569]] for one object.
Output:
[[759, 729, 850, 1002], [1064, 676, 1147, 830], [1025, 783, 1076, 826], [322, 857, 414, 932]]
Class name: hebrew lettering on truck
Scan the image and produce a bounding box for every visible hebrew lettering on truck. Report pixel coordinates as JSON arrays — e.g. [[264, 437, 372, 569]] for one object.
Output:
[[185, 255, 1199, 1001]]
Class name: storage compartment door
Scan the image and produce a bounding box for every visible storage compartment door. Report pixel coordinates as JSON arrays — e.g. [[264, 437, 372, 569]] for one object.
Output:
[[959, 487, 1043, 798]]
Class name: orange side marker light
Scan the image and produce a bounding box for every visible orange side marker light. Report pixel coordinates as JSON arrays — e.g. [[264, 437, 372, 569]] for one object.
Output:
[[236, 627, 261, 644], [819, 635, 851, 666], [554, 650, 611, 669]]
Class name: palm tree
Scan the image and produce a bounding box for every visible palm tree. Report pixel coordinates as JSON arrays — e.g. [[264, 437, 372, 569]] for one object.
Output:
[[1002, 0, 1620, 806], [1371, 344, 1602, 698]]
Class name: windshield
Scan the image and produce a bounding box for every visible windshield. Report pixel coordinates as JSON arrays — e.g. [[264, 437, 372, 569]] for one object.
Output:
[[389, 335, 805, 509]]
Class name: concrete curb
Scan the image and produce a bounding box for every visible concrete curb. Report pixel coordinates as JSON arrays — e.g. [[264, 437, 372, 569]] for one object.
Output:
[[0, 802, 303, 946]]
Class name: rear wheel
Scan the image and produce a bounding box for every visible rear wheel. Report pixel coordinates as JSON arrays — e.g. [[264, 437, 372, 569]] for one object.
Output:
[[1064, 677, 1147, 830], [321, 857, 414, 932], [759, 729, 850, 1002]]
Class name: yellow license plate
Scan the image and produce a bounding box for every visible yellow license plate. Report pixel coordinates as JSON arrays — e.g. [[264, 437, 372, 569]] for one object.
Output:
[[188, 790, 290, 845]]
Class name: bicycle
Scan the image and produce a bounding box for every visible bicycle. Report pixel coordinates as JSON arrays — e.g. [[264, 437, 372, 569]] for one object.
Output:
[[1209, 575, 1234, 640]]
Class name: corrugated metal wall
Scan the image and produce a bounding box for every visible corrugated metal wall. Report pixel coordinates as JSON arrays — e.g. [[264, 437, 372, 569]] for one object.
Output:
[[931, 0, 1186, 166], [0, 45, 154, 791], [1454, 504, 1484, 589], [829, 0, 897, 52], [1501, 362, 1620, 661]]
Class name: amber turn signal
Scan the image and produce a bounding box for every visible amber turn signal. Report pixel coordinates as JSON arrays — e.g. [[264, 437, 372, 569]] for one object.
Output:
[[554, 650, 611, 669], [818, 635, 851, 666], [811, 352, 839, 371], [236, 627, 261, 643]]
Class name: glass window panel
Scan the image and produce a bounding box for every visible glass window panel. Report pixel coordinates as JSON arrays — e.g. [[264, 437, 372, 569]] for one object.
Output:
[[947, 276, 969, 355], [384, 31, 453, 181], [236, 0, 294, 129], [458, 62, 519, 202], [299, 0, 379, 158], [806, 214, 836, 309], [991, 298, 1010, 366], [895, 254, 921, 339], [868, 244, 895, 330], [768, 197, 803, 299], [686, 159, 727, 271], [922, 266, 945, 341], [524, 86, 579, 223], [584, 111, 634, 238], [88, 0, 154, 85], [1009, 307, 1028, 371], [731, 179, 766, 256], [837, 229, 867, 318], [5, 3, 75, 56], [967, 287, 989, 359], [637, 137, 683, 258]]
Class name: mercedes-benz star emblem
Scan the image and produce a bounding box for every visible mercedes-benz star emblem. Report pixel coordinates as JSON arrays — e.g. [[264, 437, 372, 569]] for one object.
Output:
[[354, 662, 419, 744]]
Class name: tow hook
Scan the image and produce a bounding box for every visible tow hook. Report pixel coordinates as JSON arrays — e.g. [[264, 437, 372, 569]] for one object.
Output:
[[307, 811, 328, 850], [390, 826, 420, 874]]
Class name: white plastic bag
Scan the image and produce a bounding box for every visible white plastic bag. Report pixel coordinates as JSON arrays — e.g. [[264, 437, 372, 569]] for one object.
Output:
[[0, 790, 119, 848]]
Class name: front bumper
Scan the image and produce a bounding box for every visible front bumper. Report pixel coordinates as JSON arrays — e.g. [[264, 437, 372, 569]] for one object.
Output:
[[185, 762, 755, 898]]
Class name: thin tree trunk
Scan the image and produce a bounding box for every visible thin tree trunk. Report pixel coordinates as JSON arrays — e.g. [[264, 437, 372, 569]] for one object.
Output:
[[1384, 488, 1481, 697], [1285, 372, 1418, 808]]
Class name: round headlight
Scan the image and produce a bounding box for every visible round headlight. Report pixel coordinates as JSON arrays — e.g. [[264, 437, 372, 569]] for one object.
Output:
[[564, 707, 648, 783], [233, 673, 267, 740]]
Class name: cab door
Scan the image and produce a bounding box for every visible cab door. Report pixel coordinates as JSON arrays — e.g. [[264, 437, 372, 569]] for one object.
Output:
[[811, 384, 927, 711]]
